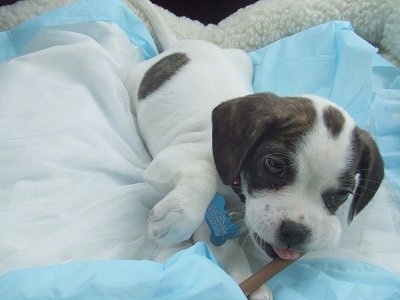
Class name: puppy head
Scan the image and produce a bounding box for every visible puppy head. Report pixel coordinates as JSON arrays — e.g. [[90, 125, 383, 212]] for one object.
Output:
[[212, 93, 384, 259]]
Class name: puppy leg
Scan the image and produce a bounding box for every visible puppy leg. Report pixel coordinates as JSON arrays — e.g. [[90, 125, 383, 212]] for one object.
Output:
[[193, 223, 273, 300], [145, 146, 218, 246]]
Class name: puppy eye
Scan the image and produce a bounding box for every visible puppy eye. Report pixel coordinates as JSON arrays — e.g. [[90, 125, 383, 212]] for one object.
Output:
[[264, 155, 286, 175], [332, 190, 352, 203], [324, 189, 353, 214]]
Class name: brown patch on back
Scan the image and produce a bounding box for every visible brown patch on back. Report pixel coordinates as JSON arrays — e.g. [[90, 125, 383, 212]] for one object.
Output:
[[323, 105, 345, 137], [138, 53, 190, 100]]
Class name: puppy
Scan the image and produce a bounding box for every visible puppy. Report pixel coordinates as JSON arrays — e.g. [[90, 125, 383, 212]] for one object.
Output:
[[127, 0, 384, 298], [213, 94, 384, 260]]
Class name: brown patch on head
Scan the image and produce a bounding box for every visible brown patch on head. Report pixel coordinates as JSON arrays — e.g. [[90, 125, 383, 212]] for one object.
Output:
[[323, 105, 345, 137], [212, 93, 317, 185], [138, 53, 190, 100]]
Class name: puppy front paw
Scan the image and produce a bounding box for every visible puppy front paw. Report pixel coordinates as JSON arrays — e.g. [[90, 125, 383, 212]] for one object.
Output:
[[148, 190, 203, 246], [249, 285, 273, 300]]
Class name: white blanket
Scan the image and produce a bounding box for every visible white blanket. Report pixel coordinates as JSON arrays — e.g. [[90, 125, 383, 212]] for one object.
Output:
[[0, 21, 171, 272]]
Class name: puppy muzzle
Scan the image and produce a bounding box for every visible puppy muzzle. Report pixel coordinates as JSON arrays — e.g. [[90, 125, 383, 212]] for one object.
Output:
[[252, 220, 311, 260]]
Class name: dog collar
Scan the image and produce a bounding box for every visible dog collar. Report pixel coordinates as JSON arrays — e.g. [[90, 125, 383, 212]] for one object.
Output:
[[231, 177, 246, 202]]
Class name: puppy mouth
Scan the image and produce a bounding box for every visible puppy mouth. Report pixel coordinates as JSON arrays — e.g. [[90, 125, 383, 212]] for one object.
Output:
[[253, 233, 301, 260]]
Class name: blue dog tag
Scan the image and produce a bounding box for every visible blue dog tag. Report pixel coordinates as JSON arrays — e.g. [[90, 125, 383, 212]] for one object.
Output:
[[205, 194, 240, 246]]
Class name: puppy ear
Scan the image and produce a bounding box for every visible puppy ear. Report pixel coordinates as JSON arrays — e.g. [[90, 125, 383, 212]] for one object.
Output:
[[348, 128, 384, 223], [212, 93, 316, 185]]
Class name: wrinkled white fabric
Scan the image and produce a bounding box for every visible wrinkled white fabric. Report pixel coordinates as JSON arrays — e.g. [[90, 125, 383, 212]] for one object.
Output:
[[0, 22, 168, 274]]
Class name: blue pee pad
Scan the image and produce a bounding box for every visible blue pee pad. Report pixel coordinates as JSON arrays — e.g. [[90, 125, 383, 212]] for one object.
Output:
[[269, 259, 400, 300], [0, 0, 158, 60], [0, 243, 246, 300], [1, 0, 400, 299]]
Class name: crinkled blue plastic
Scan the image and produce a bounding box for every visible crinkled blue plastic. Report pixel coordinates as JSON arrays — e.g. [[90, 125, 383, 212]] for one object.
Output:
[[269, 258, 400, 300], [0, 243, 246, 300], [0, 0, 158, 60]]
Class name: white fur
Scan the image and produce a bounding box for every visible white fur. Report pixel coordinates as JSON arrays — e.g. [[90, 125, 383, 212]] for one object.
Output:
[[126, 39, 253, 245]]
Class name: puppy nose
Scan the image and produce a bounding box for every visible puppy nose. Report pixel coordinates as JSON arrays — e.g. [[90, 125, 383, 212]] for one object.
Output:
[[278, 220, 310, 247]]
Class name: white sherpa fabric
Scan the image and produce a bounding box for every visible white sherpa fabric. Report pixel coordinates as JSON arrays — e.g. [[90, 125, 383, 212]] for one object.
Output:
[[0, 0, 399, 66]]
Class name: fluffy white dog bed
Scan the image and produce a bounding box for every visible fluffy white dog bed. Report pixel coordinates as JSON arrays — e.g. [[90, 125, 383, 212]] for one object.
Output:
[[1, 0, 399, 66]]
